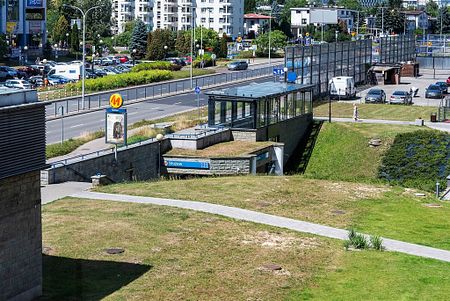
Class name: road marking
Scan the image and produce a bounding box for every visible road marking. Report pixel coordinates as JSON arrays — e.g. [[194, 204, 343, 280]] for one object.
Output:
[[70, 124, 84, 128], [128, 112, 138, 115], [174, 102, 182, 105], [152, 107, 160, 110]]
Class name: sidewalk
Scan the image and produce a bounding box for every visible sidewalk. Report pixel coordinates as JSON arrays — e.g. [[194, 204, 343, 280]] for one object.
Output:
[[64, 190, 450, 263]]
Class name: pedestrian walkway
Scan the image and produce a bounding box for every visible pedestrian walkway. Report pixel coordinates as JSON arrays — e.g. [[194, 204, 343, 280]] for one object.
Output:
[[70, 190, 450, 263], [41, 181, 92, 205]]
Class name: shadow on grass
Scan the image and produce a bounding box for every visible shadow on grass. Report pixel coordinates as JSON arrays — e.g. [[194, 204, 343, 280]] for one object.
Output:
[[39, 255, 152, 300]]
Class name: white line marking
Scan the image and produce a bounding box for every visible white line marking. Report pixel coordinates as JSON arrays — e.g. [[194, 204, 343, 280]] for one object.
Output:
[[174, 102, 182, 105], [70, 124, 84, 128], [152, 107, 160, 110], [128, 112, 138, 116]]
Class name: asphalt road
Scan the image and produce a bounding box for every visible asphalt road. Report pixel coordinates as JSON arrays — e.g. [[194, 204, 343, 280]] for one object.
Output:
[[46, 76, 273, 144]]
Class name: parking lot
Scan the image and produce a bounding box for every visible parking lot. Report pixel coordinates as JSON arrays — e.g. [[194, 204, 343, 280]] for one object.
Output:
[[354, 69, 449, 107]]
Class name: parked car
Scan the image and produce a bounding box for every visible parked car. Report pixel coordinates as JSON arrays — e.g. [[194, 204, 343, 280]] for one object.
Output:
[[84, 70, 98, 79], [47, 75, 72, 85], [389, 91, 412, 104], [17, 65, 40, 77], [365, 88, 386, 103], [115, 55, 129, 63], [93, 69, 107, 77], [115, 65, 131, 73], [228, 61, 248, 71], [28, 76, 44, 87], [0, 66, 14, 80], [435, 82, 448, 94], [4, 79, 32, 89], [425, 84, 444, 99], [446, 76, 450, 86], [165, 57, 186, 66]]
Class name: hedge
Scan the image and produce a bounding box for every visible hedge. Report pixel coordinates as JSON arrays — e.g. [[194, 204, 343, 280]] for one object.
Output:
[[193, 53, 213, 68], [131, 61, 182, 72], [378, 130, 450, 191], [66, 70, 173, 92]]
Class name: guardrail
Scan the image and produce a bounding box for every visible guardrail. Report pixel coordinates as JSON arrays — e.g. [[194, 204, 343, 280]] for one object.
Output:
[[45, 64, 282, 118]]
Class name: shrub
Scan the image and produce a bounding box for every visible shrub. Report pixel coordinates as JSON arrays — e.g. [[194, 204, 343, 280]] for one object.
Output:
[[370, 235, 384, 251], [236, 50, 255, 59], [131, 61, 181, 72], [193, 53, 213, 68], [66, 70, 173, 92], [350, 233, 369, 249], [378, 130, 450, 191]]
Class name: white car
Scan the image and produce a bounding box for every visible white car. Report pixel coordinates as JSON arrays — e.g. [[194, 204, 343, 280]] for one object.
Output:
[[4, 79, 32, 89]]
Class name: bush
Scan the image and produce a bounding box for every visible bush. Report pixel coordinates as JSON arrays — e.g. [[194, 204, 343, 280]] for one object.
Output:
[[345, 228, 368, 250], [378, 130, 450, 191], [236, 50, 255, 59], [193, 53, 213, 68], [131, 61, 181, 72], [66, 70, 173, 92], [370, 235, 384, 251]]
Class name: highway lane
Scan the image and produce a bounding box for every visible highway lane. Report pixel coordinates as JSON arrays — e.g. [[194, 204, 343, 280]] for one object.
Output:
[[46, 76, 273, 144]]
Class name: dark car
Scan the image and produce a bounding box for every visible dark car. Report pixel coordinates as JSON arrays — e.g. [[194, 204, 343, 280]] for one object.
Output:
[[165, 57, 186, 66], [365, 89, 386, 103], [28, 76, 44, 87], [446, 76, 450, 86], [435, 82, 448, 94], [389, 91, 412, 104], [425, 84, 444, 99], [227, 61, 248, 71], [0, 66, 14, 80], [93, 69, 107, 77]]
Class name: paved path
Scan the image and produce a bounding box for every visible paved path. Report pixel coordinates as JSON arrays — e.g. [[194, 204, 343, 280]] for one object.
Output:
[[70, 190, 450, 263], [41, 182, 92, 205]]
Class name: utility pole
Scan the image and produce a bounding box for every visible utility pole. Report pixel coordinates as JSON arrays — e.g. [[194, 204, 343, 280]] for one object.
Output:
[[268, 6, 272, 66]]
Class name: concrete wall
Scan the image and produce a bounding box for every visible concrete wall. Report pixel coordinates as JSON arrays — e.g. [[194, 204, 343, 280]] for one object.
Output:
[[0, 171, 42, 301], [162, 156, 252, 176], [231, 129, 258, 142], [43, 139, 171, 184], [170, 130, 232, 150]]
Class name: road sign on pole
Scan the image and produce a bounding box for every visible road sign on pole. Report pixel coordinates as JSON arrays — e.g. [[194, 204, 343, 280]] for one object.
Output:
[[194, 86, 201, 94], [273, 68, 285, 76]]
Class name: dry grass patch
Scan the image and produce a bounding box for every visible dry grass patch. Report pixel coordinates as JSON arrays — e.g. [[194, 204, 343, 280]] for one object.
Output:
[[167, 141, 275, 158], [42, 198, 336, 300]]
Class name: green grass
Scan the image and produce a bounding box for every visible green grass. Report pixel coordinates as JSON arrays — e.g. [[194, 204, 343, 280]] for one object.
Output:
[[171, 69, 215, 79], [304, 123, 430, 182], [42, 198, 450, 300], [314, 102, 437, 121]]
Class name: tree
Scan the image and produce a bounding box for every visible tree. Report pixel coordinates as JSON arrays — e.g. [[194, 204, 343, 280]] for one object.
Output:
[[376, 9, 405, 34], [175, 32, 190, 55], [43, 41, 53, 59], [70, 23, 80, 53], [52, 16, 69, 44], [129, 19, 148, 59], [438, 7, 450, 33], [337, 0, 361, 10], [426, 0, 439, 17], [254, 30, 287, 54], [0, 35, 8, 59], [217, 33, 228, 58], [244, 0, 256, 13], [146, 29, 172, 60]]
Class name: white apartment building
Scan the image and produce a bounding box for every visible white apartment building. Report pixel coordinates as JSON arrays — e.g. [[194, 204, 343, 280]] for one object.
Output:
[[113, 0, 244, 38], [291, 7, 356, 37]]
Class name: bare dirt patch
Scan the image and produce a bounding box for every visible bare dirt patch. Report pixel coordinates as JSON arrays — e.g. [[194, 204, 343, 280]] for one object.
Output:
[[239, 231, 321, 250]]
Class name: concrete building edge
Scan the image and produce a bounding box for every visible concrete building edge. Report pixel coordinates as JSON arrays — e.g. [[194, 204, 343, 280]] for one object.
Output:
[[8, 285, 42, 301]]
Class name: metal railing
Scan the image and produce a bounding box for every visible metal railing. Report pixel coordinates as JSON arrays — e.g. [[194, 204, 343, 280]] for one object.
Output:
[[45, 65, 282, 118]]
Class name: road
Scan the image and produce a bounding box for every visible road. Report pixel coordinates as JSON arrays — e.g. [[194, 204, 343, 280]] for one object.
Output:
[[46, 76, 273, 144]]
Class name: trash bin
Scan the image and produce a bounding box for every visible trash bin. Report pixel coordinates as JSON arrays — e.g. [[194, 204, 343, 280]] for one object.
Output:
[[430, 113, 437, 122]]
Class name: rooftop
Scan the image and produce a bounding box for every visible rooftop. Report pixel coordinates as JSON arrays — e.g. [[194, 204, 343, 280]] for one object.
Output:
[[244, 13, 272, 19], [206, 82, 314, 100]]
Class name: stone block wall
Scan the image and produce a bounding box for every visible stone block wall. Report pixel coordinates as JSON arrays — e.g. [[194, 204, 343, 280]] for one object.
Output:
[[170, 129, 231, 150], [231, 129, 257, 142], [0, 171, 42, 301]]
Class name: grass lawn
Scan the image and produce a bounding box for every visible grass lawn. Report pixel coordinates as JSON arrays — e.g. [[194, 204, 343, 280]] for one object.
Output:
[[304, 122, 432, 182], [42, 198, 450, 300], [167, 141, 275, 158], [314, 102, 436, 121]]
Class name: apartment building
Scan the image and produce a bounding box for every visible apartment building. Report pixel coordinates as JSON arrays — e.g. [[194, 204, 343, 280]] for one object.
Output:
[[113, 0, 244, 38]]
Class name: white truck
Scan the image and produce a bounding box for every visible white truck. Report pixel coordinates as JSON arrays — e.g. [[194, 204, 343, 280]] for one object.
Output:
[[329, 76, 356, 99], [47, 64, 82, 81]]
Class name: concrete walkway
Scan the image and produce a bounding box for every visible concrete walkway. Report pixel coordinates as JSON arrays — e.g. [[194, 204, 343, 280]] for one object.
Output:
[[41, 182, 92, 205], [71, 190, 450, 263]]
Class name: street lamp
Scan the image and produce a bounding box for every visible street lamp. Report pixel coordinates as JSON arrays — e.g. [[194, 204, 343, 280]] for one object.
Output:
[[132, 48, 137, 66], [66, 32, 70, 48], [268, 6, 272, 67], [23, 46, 28, 64], [63, 4, 103, 110], [92, 53, 96, 73], [164, 45, 168, 59], [54, 43, 58, 59]]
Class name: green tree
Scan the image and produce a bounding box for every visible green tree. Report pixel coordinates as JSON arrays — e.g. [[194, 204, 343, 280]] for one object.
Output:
[[70, 23, 80, 53], [376, 9, 406, 34], [52, 15, 69, 44], [426, 0, 439, 17], [43, 41, 53, 59], [438, 7, 450, 33], [146, 29, 172, 60], [0, 35, 8, 59], [217, 33, 228, 58], [337, 0, 361, 10], [175, 31, 191, 55], [129, 19, 148, 59], [254, 30, 287, 54], [245, 0, 256, 13]]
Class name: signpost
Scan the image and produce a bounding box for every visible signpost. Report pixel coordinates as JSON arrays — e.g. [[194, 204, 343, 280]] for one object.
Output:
[[195, 86, 201, 121], [106, 93, 126, 161], [273, 68, 285, 81]]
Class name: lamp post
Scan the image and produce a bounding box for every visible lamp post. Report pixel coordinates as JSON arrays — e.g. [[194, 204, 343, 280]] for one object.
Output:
[[63, 4, 103, 111], [268, 6, 272, 67], [54, 43, 58, 59], [132, 48, 137, 66], [164, 45, 168, 59], [92, 54, 95, 73], [23, 46, 28, 64], [99, 39, 103, 56], [66, 32, 69, 49]]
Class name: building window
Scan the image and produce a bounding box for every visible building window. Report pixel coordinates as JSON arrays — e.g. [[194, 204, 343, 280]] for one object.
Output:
[[302, 18, 307, 24], [201, 17, 206, 22], [209, 17, 214, 22]]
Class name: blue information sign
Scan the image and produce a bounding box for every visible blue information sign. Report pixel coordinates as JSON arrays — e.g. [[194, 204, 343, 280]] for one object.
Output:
[[194, 86, 201, 94], [27, 0, 43, 7], [273, 68, 285, 76], [164, 160, 210, 169]]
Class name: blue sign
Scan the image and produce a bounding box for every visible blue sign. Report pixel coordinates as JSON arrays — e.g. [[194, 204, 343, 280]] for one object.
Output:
[[273, 68, 285, 76], [164, 160, 210, 169], [287, 72, 297, 83], [27, 0, 43, 7], [106, 108, 126, 114], [194, 86, 201, 94]]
